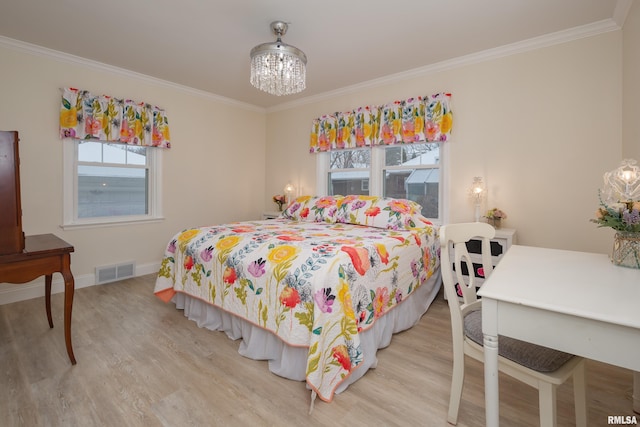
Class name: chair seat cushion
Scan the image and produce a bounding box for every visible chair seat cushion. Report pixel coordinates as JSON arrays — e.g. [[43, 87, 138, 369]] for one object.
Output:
[[464, 309, 574, 372]]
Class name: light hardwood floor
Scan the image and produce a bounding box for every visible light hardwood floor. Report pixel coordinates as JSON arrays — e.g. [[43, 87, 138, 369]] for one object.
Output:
[[0, 274, 635, 426]]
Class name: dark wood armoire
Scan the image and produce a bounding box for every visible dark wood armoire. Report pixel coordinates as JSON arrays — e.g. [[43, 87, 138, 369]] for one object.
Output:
[[0, 130, 25, 255]]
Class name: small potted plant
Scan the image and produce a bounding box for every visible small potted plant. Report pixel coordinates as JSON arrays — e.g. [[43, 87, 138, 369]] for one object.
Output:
[[592, 194, 640, 268], [273, 194, 286, 211], [485, 208, 507, 228]]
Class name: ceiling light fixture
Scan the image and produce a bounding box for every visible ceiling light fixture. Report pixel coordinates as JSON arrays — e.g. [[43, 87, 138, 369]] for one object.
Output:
[[250, 21, 307, 96]]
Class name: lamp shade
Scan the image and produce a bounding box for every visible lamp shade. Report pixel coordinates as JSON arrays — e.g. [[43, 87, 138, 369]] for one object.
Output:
[[469, 177, 485, 222], [284, 183, 295, 203], [602, 158, 640, 203], [250, 21, 307, 96], [470, 177, 485, 202]]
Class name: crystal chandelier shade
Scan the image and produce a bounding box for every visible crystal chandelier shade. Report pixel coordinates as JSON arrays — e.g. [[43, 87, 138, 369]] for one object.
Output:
[[250, 21, 307, 96]]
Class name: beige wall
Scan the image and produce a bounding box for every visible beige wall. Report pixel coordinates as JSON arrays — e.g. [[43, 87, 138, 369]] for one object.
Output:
[[0, 43, 266, 301], [267, 31, 624, 255], [2, 14, 637, 303], [623, 0, 640, 160]]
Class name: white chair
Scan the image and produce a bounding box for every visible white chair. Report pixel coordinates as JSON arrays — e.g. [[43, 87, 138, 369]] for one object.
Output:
[[439, 222, 587, 427]]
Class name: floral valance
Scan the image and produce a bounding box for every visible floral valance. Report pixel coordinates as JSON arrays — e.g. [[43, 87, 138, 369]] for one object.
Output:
[[59, 87, 171, 148], [309, 92, 452, 153]]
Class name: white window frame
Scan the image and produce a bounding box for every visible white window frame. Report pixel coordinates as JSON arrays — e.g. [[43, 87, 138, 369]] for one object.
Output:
[[317, 143, 449, 223], [62, 140, 164, 229]]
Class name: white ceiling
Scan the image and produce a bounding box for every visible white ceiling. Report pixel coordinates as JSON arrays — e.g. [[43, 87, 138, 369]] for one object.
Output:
[[0, 0, 632, 110]]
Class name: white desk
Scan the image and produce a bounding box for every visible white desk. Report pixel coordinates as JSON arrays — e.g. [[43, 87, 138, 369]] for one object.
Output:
[[478, 245, 640, 426]]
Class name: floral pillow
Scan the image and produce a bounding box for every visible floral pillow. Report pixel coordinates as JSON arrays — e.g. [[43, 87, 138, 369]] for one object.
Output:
[[282, 195, 343, 223], [335, 196, 431, 230]]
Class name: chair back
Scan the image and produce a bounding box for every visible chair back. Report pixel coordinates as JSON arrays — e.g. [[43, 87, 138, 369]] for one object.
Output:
[[440, 222, 496, 305], [440, 222, 496, 348]]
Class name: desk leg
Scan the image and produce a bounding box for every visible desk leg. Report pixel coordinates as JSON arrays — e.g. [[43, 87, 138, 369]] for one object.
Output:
[[61, 255, 76, 365], [482, 298, 500, 427], [45, 274, 54, 328], [484, 334, 500, 426]]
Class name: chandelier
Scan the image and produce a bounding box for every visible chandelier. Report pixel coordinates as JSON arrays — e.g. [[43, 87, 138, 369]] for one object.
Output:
[[250, 21, 307, 96]]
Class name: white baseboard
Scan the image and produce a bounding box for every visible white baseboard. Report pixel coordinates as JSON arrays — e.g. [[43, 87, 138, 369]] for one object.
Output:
[[0, 261, 160, 306]]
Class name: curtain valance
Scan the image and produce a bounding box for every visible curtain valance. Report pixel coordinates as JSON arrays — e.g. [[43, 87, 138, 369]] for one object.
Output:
[[309, 92, 451, 153], [59, 87, 171, 148]]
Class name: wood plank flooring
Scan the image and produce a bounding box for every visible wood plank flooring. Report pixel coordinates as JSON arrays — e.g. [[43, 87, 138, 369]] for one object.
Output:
[[0, 274, 635, 426]]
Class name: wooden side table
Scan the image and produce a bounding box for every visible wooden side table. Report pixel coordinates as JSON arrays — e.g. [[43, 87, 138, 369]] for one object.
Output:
[[0, 234, 76, 364]]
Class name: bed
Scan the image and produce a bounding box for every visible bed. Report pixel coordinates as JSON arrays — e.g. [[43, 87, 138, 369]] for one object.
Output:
[[154, 195, 441, 404]]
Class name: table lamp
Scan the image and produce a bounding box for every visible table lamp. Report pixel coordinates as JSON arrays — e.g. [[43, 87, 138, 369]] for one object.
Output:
[[470, 176, 485, 222]]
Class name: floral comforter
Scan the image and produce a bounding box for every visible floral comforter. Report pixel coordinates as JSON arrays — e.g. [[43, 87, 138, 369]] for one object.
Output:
[[154, 218, 439, 402]]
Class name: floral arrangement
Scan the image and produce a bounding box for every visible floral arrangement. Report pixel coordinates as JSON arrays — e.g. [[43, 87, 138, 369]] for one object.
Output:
[[273, 194, 286, 211], [592, 194, 640, 233], [592, 159, 640, 268], [485, 208, 507, 220]]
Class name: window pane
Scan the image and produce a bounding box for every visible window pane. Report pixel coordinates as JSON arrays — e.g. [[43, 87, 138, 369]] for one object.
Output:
[[77, 165, 148, 218], [329, 171, 369, 196], [78, 141, 104, 162], [384, 168, 439, 218], [103, 143, 127, 164], [384, 144, 439, 166], [330, 149, 370, 169], [126, 146, 147, 165]]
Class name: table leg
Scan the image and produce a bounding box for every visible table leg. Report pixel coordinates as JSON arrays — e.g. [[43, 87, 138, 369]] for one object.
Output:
[[61, 257, 76, 365], [482, 298, 500, 426], [45, 274, 53, 328], [484, 334, 500, 426]]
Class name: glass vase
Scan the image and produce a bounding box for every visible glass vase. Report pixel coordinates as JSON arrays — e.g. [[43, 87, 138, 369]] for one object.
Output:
[[611, 232, 640, 269], [488, 218, 501, 229]]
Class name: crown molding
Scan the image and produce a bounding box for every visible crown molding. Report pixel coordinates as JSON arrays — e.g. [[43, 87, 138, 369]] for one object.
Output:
[[267, 18, 621, 113], [0, 35, 266, 113], [613, 0, 634, 27]]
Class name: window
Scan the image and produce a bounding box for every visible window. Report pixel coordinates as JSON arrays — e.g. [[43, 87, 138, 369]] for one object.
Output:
[[382, 144, 440, 219], [63, 140, 162, 228], [318, 142, 443, 220], [327, 149, 370, 196]]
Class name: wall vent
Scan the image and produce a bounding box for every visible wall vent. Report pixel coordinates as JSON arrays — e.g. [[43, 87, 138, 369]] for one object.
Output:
[[95, 262, 136, 285]]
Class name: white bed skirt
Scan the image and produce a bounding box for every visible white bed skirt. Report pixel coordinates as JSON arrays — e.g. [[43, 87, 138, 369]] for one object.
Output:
[[172, 269, 441, 395]]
